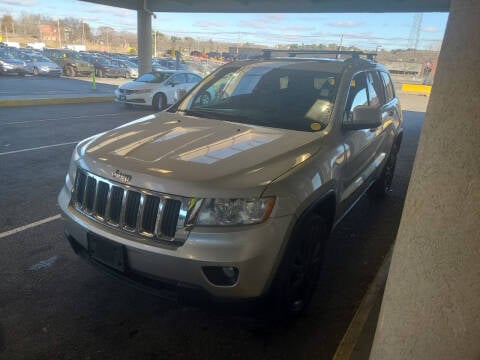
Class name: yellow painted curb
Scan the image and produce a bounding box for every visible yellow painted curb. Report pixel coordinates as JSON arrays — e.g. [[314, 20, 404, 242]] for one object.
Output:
[[401, 83, 432, 94], [0, 96, 114, 107]]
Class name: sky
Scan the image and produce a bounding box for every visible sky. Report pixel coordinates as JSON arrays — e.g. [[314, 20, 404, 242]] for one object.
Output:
[[0, 0, 448, 50]]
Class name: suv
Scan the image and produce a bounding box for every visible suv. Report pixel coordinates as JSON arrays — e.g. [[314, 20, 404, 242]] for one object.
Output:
[[58, 50, 403, 319], [43, 49, 93, 77], [80, 54, 127, 78]]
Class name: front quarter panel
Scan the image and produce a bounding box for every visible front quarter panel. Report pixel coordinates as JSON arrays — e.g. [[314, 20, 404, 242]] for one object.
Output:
[[262, 135, 344, 219]]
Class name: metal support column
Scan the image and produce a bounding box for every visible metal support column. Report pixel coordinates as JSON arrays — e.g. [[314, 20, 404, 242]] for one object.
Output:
[[137, 1, 152, 76]]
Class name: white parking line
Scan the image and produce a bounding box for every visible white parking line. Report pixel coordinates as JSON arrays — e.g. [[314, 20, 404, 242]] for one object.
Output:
[[0, 214, 62, 239], [332, 247, 393, 360], [2, 112, 124, 125], [0, 141, 78, 156]]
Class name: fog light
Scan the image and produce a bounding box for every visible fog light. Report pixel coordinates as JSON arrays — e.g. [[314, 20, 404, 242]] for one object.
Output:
[[202, 266, 239, 286]]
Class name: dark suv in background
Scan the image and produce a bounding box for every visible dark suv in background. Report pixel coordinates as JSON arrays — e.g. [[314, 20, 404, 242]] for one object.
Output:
[[80, 54, 127, 78], [43, 49, 93, 77]]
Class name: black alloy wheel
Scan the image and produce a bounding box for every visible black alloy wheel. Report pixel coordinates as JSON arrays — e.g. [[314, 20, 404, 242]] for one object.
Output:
[[268, 214, 328, 322], [153, 93, 167, 111]]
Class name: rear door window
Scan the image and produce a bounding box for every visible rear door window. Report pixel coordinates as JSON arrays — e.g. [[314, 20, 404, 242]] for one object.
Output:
[[380, 71, 395, 103]]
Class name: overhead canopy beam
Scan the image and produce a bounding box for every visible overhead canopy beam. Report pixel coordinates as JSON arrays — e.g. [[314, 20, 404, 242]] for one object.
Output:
[[81, 0, 450, 13]]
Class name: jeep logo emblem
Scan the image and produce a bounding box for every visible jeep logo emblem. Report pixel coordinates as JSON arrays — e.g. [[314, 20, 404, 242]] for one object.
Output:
[[112, 169, 132, 183]]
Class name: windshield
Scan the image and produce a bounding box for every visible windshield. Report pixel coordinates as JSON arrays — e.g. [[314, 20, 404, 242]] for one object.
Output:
[[67, 52, 82, 60], [120, 60, 136, 68], [32, 56, 53, 62], [176, 64, 338, 132], [95, 57, 110, 65], [0, 51, 16, 59], [135, 72, 173, 83]]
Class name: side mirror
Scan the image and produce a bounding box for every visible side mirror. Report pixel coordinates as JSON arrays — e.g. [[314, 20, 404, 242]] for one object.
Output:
[[343, 106, 382, 130], [170, 81, 179, 87]]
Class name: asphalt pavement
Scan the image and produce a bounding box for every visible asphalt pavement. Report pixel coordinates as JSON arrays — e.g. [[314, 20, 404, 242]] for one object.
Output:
[[0, 103, 424, 360], [0, 75, 117, 106]]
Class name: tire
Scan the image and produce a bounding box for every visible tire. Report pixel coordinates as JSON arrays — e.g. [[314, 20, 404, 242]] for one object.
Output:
[[32, 67, 39, 76], [124, 103, 133, 109], [370, 142, 399, 198], [124, 71, 130, 79], [152, 93, 167, 111], [96, 69, 104, 78], [198, 91, 211, 105], [267, 214, 328, 323], [64, 66, 75, 77]]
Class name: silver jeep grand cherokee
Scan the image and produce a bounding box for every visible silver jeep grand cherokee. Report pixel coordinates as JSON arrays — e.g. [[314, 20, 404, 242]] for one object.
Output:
[[58, 50, 402, 318]]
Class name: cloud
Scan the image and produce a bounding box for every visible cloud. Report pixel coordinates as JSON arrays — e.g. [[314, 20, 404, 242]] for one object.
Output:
[[262, 14, 286, 22], [194, 20, 228, 29], [422, 26, 438, 33], [82, 4, 134, 18], [0, 0, 36, 6], [238, 19, 267, 29], [277, 25, 315, 32], [238, 13, 287, 29], [327, 21, 363, 28]]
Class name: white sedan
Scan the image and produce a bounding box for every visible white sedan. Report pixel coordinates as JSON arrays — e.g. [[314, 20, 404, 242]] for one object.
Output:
[[114, 70, 203, 110]]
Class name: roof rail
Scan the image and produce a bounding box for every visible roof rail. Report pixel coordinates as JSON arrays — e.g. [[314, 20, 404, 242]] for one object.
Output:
[[262, 49, 377, 61]]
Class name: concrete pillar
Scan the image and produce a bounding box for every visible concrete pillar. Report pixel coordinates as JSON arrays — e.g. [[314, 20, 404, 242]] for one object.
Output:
[[370, 1, 480, 359], [137, 3, 152, 76]]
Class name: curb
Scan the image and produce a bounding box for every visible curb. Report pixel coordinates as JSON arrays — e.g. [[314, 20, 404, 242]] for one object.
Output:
[[400, 83, 431, 95], [0, 96, 114, 107]]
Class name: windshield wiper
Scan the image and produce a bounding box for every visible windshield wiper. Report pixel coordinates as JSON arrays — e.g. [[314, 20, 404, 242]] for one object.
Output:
[[183, 107, 252, 122]]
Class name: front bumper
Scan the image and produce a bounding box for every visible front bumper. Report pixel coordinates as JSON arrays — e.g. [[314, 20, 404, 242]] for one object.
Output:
[[39, 68, 62, 76], [58, 185, 292, 299], [0, 65, 27, 75], [114, 89, 149, 105]]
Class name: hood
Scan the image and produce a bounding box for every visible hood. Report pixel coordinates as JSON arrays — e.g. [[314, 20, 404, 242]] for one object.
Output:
[[78, 112, 322, 198], [1, 58, 25, 65], [119, 81, 163, 90]]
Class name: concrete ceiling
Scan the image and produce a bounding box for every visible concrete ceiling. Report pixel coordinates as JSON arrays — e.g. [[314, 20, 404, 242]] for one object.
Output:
[[80, 0, 450, 13]]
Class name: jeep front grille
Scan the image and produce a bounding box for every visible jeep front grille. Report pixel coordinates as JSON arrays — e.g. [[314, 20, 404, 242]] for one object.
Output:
[[72, 169, 195, 242]]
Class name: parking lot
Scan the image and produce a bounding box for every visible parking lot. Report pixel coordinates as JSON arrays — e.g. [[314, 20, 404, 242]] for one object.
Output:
[[0, 97, 425, 359]]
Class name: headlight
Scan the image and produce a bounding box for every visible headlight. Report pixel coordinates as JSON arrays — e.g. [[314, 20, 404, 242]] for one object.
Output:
[[195, 197, 275, 226], [133, 89, 151, 94], [66, 145, 80, 191], [40, 66, 49, 71]]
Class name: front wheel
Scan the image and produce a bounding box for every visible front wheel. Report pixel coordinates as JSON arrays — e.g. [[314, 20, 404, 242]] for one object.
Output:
[[268, 214, 328, 322], [64, 66, 75, 77], [152, 93, 167, 111], [32, 67, 39, 76]]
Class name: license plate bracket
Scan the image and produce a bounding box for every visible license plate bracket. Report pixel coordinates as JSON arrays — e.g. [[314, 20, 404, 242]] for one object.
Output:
[[88, 234, 126, 272]]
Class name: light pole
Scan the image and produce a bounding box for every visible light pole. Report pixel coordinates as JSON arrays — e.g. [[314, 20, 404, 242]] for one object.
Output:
[[81, 20, 85, 46]]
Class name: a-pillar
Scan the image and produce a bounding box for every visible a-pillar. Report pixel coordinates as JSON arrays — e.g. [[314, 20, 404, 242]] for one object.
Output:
[[370, 0, 480, 359], [137, 3, 152, 76]]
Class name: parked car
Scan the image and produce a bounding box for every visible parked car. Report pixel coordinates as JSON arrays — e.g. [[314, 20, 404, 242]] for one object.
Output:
[[18, 52, 62, 77], [114, 70, 202, 110], [59, 51, 403, 320], [80, 54, 127, 78], [43, 49, 93, 77], [0, 49, 28, 75], [152, 57, 188, 71], [110, 59, 138, 78]]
